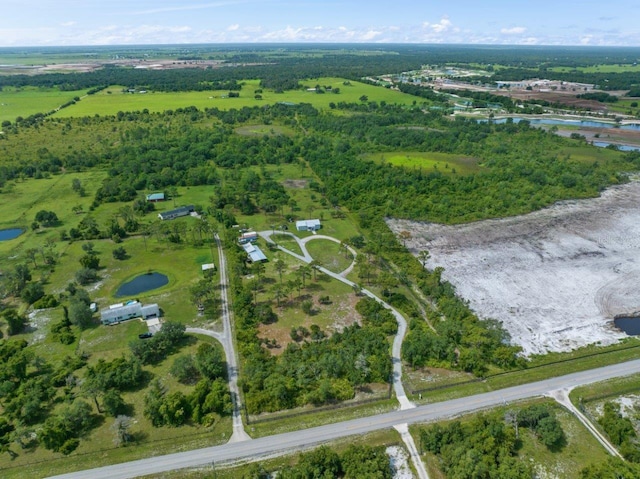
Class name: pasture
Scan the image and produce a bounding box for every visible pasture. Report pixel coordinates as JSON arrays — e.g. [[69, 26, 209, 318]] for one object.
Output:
[[0, 86, 88, 123], [362, 151, 481, 175], [50, 78, 422, 118]]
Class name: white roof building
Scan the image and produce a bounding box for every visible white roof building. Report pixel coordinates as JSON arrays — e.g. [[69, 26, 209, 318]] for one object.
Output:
[[296, 219, 321, 231], [100, 301, 160, 325]]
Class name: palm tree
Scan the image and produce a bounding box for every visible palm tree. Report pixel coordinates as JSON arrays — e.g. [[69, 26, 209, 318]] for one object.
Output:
[[273, 284, 285, 307], [297, 265, 311, 288], [418, 250, 430, 268], [274, 258, 286, 284], [309, 260, 321, 281]]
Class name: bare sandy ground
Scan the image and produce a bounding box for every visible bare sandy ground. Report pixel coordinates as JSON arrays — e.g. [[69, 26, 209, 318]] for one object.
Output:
[[388, 181, 640, 355]]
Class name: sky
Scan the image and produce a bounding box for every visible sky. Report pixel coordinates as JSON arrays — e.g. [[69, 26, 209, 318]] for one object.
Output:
[[2, 0, 640, 47]]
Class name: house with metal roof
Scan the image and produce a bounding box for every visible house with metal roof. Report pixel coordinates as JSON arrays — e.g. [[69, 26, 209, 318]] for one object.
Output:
[[146, 192, 165, 202], [242, 242, 267, 263], [158, 205, 195, 221], [296, 219, 321, 231], [100, 301, 160, 325]]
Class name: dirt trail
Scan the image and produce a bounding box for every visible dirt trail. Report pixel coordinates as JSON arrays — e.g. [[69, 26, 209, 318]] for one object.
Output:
[[388, 181, 640, 355]]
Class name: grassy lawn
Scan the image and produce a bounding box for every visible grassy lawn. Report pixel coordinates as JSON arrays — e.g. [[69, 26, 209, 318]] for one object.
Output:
[[408, 340, 640, 405], [560, 144, 625, 163], [362, 151, 481, 175], [247, 399, 398, 438], [569, 373, 640, 405], [51, 78, 423, 118], [270, 232, 304, 256], [305, 239, 353, 274], [0, 86, 88, 123]]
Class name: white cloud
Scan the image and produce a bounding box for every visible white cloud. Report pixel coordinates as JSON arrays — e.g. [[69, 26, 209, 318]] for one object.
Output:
[[580, 35, 594, 45], [361, 30, 382, 41], [131, 1, 250, 15], [60, 21, 76, 27], [227, 24, 240, 31], [501, 26, 527, 35], [423, 17, 452, 34]]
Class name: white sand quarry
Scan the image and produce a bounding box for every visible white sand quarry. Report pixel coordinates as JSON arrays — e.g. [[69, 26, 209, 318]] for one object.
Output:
[[388, 181, 640, 355]]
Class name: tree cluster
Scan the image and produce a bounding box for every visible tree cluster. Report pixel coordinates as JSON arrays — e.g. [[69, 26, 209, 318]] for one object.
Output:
[[129, 322, 186, 364], [598, 401, 640, 461]]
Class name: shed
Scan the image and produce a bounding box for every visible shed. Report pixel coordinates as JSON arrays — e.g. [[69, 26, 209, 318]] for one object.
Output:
[[146, 192, 165, 202]]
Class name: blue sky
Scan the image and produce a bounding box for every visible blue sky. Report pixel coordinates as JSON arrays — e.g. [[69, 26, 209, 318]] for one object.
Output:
[[2, 0, 640, 47]]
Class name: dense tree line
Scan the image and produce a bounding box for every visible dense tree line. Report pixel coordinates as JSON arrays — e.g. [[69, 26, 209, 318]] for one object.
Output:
[[420, 404, 563, 479], [598, 401, 640, 461], [577, 92, 619, 103]]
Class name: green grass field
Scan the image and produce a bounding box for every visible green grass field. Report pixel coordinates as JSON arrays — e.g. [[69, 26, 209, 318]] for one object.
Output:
[[0, 86, 88, 123], [305, 239, 354, 274], [50, 78, 422, 118], [362, 151, 481, 175], [560, 144, 625, 163]]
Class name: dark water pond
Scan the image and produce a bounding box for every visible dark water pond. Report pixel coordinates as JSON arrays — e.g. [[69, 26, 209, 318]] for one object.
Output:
[[0, 228, 24, 241], [614, 317, 640, 336], [115, 272, 168, 297]]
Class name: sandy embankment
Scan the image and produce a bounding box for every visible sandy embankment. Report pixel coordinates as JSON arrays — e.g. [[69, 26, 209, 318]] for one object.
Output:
[[388, 181, 640, 355]]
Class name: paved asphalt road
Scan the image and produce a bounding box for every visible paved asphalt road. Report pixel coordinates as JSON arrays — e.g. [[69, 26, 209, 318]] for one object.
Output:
[[50, 358, 640, 479]]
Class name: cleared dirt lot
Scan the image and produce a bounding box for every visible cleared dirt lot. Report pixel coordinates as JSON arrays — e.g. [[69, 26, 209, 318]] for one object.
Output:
[[388, 181, 640, 355]]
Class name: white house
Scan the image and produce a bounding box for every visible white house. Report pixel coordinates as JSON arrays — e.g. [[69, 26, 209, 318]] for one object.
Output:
[[296, 219, 321, 231], [100, 301, 160, 325]]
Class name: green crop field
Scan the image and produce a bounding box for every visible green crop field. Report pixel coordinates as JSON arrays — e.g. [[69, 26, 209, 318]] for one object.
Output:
[[50, 78, 422, 118], [363, 151, 481, 175], [0, 86, 88, 123]]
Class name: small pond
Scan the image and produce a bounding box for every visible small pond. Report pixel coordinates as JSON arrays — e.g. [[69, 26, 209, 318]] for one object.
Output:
[[592, 141, 640, 152], [614, 317, 640, 336], [115, 272, 169, 297], [0, 228, 24, 241]]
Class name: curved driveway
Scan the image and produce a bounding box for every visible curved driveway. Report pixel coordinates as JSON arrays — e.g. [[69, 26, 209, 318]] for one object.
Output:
[[258, 230, 414, 410]]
